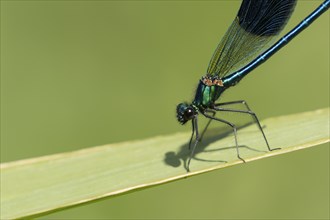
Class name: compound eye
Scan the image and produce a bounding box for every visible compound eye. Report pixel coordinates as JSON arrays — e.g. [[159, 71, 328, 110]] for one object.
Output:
[[184, 108, 195, 119]]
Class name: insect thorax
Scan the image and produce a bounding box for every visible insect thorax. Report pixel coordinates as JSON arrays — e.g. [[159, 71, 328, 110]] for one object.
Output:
[[192, 76, 226, 110]]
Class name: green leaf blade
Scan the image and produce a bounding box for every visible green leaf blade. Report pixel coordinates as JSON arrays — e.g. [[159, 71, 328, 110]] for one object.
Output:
[[1, 108, 329, 219]]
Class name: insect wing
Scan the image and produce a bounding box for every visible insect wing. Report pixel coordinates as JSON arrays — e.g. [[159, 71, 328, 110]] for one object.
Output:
[[207, 0, 297, 77]]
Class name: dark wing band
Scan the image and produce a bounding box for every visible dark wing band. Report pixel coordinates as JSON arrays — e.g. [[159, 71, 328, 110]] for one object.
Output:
[[207, 0, 297, 77]]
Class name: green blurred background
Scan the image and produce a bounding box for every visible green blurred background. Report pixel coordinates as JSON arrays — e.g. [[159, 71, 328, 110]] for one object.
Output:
[[1, 0, 329, 219]]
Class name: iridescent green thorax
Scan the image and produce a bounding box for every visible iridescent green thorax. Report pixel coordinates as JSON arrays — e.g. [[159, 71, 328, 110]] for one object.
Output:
[[192, 76, 227, 111]]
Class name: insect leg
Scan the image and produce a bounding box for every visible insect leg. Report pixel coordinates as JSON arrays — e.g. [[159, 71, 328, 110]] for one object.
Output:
[[214, 100, 252, 111], [188, 119, 195, 150], [187, 117, 200, 172], [199, 109, 216, 142], [201, 112, 245, 163], [213, 105, 280, 151]]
